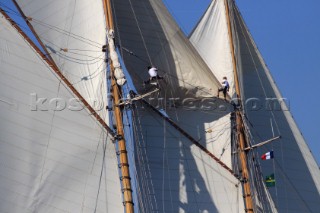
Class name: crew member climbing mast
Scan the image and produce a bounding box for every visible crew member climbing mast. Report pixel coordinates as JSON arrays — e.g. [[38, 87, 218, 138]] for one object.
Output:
[[144, 65, 163, 85], [217, 76, 230, 100]]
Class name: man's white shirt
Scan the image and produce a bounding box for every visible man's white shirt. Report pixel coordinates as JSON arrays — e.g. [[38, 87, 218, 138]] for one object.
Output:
[[148, 67, 158, 77]]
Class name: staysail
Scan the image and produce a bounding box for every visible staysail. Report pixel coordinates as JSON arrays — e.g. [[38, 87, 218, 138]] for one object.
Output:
[[15, 0, 110, 119], [0, 14, 122, 212], [190, 0, 320, 212]]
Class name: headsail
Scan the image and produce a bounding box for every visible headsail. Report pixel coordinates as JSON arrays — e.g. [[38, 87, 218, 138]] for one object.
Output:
[[0, 14, 122, 212], [15, 0, 109, 118], [190, 0, 320, 212]]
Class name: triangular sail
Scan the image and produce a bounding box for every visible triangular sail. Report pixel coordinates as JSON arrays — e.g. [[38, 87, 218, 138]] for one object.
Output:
[[112, 0, 235, 164], [0, 15, 123, 212], [190, 0, 320, 212], [111, 0, 221, 98], [190, 0, 235, 97], [15, 0, 109, 118]]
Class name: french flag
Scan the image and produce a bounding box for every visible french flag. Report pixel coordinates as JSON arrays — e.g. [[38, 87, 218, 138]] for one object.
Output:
[[261, 151, 274, 160]]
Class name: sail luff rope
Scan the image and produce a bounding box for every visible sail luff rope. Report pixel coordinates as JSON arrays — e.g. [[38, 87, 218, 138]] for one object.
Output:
[[0, 7, 115, 138]]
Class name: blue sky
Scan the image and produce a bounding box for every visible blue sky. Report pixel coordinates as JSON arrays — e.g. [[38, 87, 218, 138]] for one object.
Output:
[[164, 0, 320, 164]]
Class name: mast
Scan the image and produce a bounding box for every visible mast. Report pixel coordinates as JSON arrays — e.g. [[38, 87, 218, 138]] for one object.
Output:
[[224, 0, 254, 212], [103, 0, 134, 212]]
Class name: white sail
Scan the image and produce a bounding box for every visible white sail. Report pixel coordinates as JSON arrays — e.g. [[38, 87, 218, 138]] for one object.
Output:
[[190, 0, 320, 212], [132, 107, 244, 213], [112, 0, 222, 99], [190, 0, 236, 97], [111, 0, 233, 166], [111, 0, 243, 211], [0, 15, 123, 212], [15, 0, 110, 118]]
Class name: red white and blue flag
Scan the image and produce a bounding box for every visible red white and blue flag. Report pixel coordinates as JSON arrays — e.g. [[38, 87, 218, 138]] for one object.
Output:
[[261, 151, 274, 160]]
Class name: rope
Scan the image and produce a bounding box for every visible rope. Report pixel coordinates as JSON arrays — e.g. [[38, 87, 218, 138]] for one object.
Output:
[[231, 4, 314, 211], [0, 3, 102, 48], [127, 0, 152, 64], [232, 4, 281, 137]]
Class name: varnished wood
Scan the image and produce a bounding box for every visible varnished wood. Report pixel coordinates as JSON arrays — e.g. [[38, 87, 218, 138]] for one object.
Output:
[[224, 0, 254, 212], [102, 1, 134, 212]]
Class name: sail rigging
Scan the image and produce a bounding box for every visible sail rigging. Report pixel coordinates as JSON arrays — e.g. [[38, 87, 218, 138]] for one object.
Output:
[[15, 0, 110, 119], [0, 0, 319, 212], [111, 0, 222, 99], [111, 0, 245, 212], [0, 13, 122, 212], [190, 0, 320, 212]]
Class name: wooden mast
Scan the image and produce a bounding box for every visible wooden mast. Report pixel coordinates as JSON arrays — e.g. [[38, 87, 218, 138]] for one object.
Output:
[[224, 0, 254, 212], [103, 1, 134, 212]]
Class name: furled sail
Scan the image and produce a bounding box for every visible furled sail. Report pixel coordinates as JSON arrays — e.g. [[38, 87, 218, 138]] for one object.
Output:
[[15, 0, 111, 118], [190, 0, 320, 212], [132, 107, 244, 213], [111, 0, 221, 99], [0, 15, 123, 212]]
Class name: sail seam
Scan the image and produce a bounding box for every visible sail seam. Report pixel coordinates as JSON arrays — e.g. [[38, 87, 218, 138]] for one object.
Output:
[[0, 8, 115, 139]]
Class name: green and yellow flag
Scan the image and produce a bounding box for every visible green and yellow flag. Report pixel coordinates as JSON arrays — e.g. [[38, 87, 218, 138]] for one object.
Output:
[[265, 174, 275, 187]]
